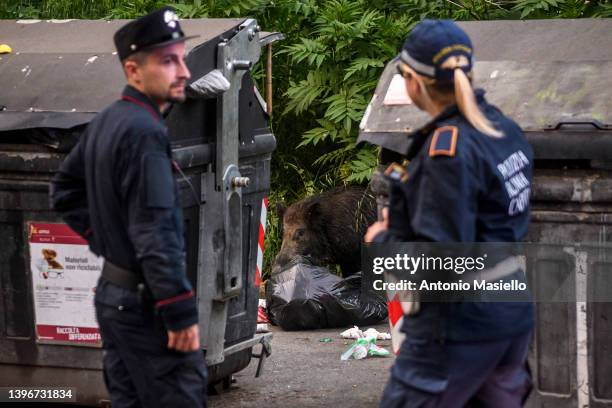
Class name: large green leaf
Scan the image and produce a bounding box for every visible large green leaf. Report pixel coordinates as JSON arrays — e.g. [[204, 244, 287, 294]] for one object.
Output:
[[344, 58, 385, 80], [283, 70, 329, 115], [279, 38, 328, 67]]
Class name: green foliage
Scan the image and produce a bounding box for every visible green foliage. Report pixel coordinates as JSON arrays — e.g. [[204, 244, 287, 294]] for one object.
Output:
[[1, 2, 41, 18], [511, 0, 612, 19], [344, 58, 384, 80], [283, 70, 329, 115], [261, 191, 282, 281], [279, 38, 328, 68], [0, 0, 270, 19], [106, 0, 168, 19], [345, 147, 377, 183], [0, 0, 151, 19], [172, 0, 270, 18], [513, 0, 562, 19], [172, 0, 211, 18], [593, 3, 612, 17], [272, 0, 405, 192]]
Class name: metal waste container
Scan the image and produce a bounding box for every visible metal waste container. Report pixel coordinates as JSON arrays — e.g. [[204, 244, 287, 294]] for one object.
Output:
[[358, 19, 612, 408], [0, 18, 281, 405]]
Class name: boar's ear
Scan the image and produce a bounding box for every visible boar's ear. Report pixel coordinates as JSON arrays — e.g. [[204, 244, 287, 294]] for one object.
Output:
[[275, 202, 287, 220], [304, 201, 322, 228]]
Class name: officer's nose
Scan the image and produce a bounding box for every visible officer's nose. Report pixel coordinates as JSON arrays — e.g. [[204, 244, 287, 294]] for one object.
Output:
[[178, 58, 191, 80]]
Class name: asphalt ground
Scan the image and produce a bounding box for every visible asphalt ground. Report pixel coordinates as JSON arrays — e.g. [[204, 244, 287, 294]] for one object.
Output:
[[3, 323, 394, 408], [209, 323, 395, 408]]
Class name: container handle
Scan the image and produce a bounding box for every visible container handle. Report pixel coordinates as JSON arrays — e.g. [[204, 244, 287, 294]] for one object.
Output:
[[544, 120, 610, 131]]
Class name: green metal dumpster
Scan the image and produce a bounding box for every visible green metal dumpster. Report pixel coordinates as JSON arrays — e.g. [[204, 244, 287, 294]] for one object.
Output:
[[0, 17, 281, 405], [358, 18, 612, 408]]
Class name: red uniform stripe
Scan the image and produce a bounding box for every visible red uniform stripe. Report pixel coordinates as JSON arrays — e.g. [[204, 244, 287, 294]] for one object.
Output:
[[120, 95, 160, 121], [155, 291, 194, 308]]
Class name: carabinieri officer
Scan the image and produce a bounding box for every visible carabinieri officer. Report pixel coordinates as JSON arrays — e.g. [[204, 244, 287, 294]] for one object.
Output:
[[366, 20, 534, 407], [51, 8, 207, 407]]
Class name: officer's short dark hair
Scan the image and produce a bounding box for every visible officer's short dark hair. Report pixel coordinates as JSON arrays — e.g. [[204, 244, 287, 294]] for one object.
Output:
[[122, 50, 149, 66]]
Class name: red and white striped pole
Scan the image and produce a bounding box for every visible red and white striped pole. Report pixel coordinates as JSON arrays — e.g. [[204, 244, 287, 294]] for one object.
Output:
[[254, 197, 268, 287], [387, 296, 406, 355], [386, 272, 418, 354], [255, 197, 269, 324]]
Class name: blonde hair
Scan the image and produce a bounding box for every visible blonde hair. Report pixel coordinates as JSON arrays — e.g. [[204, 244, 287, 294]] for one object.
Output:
[[401, 60, 503, 138]]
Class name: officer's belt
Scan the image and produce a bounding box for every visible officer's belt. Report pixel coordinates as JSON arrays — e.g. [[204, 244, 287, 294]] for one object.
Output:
[[101, 260, 143, 291]]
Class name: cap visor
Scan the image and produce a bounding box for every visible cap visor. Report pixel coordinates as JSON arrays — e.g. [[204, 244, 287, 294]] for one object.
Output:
[[141, 34, 201, 52]]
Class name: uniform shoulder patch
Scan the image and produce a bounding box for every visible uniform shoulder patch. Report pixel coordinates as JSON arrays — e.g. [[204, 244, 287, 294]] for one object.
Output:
[[428, 125, 458, 157]]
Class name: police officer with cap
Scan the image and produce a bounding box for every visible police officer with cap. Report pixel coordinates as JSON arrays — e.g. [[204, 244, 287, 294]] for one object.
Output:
[[366, 20, 534, 407], [51, 7, 207, 407]]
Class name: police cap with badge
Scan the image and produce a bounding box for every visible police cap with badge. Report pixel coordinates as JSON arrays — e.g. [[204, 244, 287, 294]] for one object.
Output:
[[399, 19, 474, 83], [114, 7, 198, 60], [399, 19, 477, 160]]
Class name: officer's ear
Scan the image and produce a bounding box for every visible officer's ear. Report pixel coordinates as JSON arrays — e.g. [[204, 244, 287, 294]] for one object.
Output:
[[122, 51, 148, 81], [122, 60, 141, 83], [123, 60, 137, 79]]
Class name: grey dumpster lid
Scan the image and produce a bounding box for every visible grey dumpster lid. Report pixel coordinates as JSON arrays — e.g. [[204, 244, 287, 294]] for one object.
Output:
[[0, 18, 247, 131], [357, 19, 612, 154]]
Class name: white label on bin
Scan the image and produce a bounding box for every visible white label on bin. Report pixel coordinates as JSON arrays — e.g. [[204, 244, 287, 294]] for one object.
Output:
[[29, 223, 102, 345], [383, 74, 412, 106]]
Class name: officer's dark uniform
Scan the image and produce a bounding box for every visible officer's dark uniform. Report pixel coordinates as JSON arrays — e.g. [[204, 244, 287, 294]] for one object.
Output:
[[375, 20, 534, 408], [50, 8, 207, 408]]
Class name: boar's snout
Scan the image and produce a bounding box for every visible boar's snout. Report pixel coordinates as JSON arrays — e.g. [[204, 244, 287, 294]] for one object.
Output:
[[273, 249, 292, 271]]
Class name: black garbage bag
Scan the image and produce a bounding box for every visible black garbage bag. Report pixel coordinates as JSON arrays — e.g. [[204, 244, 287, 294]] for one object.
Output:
[[265, 256, 387, 330]]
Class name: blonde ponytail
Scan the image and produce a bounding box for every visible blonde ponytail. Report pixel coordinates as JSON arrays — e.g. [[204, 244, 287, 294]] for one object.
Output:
[[453, 68, 504, 138], [400, 60, 504, 138]]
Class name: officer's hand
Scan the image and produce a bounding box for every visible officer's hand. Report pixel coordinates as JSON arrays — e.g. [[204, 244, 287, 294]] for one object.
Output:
[[365, 221, 387, 242], [365, 208, 389, 243], [167, 324, 200, 352]]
